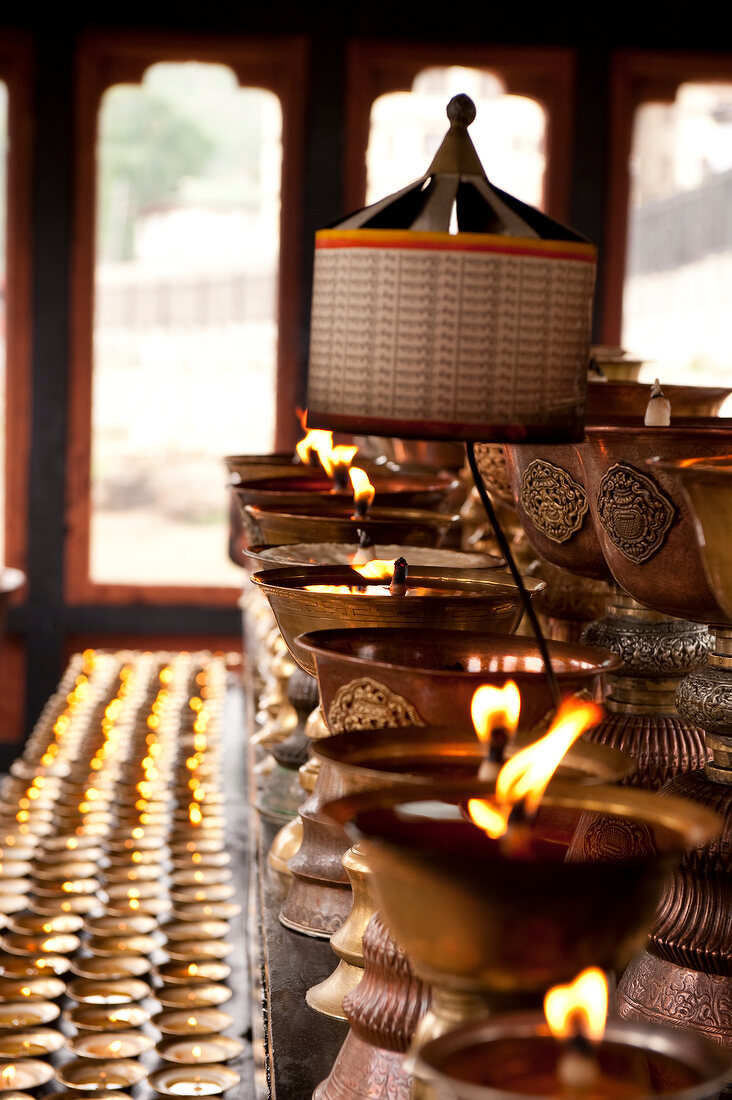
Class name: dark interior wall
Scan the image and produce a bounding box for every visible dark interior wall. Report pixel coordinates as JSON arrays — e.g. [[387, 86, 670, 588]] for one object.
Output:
[[1, 2, 726, 738]]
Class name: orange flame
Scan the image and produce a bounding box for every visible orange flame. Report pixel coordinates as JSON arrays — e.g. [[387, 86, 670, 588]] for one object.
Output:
[[352, 558, 397, 581], [349, 467, 375, 508], [467, 697, 603, 839], [544, 968, 608, 1042], [471, 683, 521, 746], [296, 407, 308, 431], [295, 427, 358, 477], [295, 428, 333, 466]]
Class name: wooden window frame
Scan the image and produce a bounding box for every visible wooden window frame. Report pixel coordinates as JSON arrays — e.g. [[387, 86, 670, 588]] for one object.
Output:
[[68, 30, 307, 606], [0, 31, 32, 746], [0, 31, 33, 579], [344, 40, 577, 221], [603, 50, 732, 346]]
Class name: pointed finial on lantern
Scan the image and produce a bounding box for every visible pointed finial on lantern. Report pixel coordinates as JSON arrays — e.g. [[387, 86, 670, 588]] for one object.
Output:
[[446, 93, 476, 127], [427, 94, 485, 177]]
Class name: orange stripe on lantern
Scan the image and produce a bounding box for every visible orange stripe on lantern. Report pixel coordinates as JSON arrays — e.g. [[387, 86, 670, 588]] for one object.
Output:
[[315, 229, 596, 264]]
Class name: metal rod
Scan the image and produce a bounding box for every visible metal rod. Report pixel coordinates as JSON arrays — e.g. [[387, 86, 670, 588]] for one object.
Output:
[[466, 441, 561, 711]]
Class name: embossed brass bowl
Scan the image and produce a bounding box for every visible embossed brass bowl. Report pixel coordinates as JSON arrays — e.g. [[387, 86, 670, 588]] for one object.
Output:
[[503, 442, 610, 580], [298, 628, 620, 735], [245, 503, 460, 548], [250, 566, 544, 676], [314, 725, 634, 786], [580, 421, 732, 622], [651, 455, 732, 623], [325, 780, 720, 995]]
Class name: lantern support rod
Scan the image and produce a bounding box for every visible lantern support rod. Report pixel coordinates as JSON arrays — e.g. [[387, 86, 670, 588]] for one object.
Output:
[[466, 441, 561, 711]]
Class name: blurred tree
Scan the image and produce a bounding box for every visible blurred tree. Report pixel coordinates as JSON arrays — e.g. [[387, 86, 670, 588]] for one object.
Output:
[[98, 87, 214, 261]]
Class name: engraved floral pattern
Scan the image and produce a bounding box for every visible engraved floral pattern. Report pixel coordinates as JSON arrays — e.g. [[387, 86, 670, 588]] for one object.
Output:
[[328, 679, 425, 735], [520, 459, 588, 543], [596, 464, 675, 563]]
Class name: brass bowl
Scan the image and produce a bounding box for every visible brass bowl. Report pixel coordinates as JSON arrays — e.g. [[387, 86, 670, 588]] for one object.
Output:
[[234, 472, 459, 516], [299, 628, 620, 734], [245, 503, 460, 547], [651, 455, 732, 623], [246, 544, 502, 572], [415, 1012, 732, 1100], [224, 453, 308, 484], [314, 725, 634, 786], [250, 566, 543, 676], [325, 779, 719, 995], [581, 420, 732, 622]]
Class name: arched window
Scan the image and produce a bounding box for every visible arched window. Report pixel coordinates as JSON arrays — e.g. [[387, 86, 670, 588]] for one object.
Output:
[[68, 34, 306, 604]]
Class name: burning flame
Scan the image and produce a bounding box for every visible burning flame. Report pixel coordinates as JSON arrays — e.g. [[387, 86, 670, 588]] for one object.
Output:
[[352, 558, 397, 580], [544, 968, 608, 1042], [2, 1067, 15, 1085], [295, 425, 358, 478], [187, 1016, 198, 1027], [192, 1045, 203, 1060], [110, 1040, 123, 1054], [467, 697, 603, 839], [471, 683, 521, 747], [295, 428, 334, 467], [349, 467, 375, 510]]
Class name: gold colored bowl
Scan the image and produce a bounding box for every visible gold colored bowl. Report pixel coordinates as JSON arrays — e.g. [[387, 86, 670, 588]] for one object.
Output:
[[250, 566, 543, 676], [651, 455, 732, 624], [325, 780, 719, 995], [234, 472, 458, 514], [245, 503, 460, 548]]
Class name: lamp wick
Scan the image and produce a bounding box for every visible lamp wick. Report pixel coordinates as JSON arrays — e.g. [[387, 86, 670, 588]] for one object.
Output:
[[466, 441, 561, 711]]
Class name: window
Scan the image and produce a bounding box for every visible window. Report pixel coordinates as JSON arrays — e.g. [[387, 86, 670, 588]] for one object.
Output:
[[365, 65, 546, 211], [345, 41, 575, 220], [68, 34, 306, 604], [91, 63, 281, 588], [603, 50, 732, 389], [623, 82, 732, 388]]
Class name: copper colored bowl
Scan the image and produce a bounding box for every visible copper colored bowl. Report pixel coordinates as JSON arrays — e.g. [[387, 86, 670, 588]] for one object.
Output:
[[652, 455, 732, 624], [503, 442, 610, 580], [314, 725, 634, 787], [298, 628, 620, 735], [250, 566, 543, 675], [244, 506, 461, 548], [586, 382, 732, 419], [580, 420, 732, 622], [325, 780, 719, 995]]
